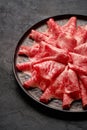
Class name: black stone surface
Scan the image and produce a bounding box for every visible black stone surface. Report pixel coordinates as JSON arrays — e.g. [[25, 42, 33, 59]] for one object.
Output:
[[0, 0, 87, 130]]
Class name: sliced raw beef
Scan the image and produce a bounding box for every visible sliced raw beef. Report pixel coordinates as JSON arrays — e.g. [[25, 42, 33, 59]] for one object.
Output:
[[84, 25, 87, 31], [30, 52, 69, 65], [18, 41, 69, 64], [74, 26, 87, 45], [63, 68, 81, 109], [69, 53, 87, 75], [29, 29, 58, 46], [47, 18, 61, 38], [61, 17, 76, 36], [40, 67, 80, 107], [40, 66, 68, 103], [23, 69, 50, 91], [23, 70, 43, 89], [68, 63, 87, 75], [16, 62, 32, 71], [63, 68, 80, 96], [18, 45, 30, 56], [29, 30, 49, 42], [74, 42, 87, 56], [79, 75, 87, 108], [57, 33, 77, 52], [18, 44, 40, 57], [28, 42, 69, 64], [22, 60, 65, 91], [79, 80, 87, 109], [39, 42, 69, 64], [62, 93, 73, 109], [56, 17, 77, 51], [80, 75, 87, 90], [33, 61, 65, 81]]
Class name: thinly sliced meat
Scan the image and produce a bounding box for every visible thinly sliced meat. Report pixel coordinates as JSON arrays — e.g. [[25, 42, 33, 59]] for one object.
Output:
[[56, 17, 77, 51], [29, 30, 49, 42], [23, 77, 48, 91], [64, 68, 80, 96], [57, 33, 77, 52], [80, 75, 87, 90], [16, 46, 68, 72], [70, 52, 87, 68], [29, 42, 69, 64], [31, 53, 68, 65], [39, 41, 69, 64], [69, 53, 87, 74], [40, 67, 67, 103], [61, 17, 77, 36], [16, 62, 32, 71], [62, 93, 73, 109], [47, 18, 61, 38], [23, 69, 49, 91], [29, 29, 58, 46], [40, 67, 80, 106], [79, 80, 87, 109], [23, 73, 37, 89], [18, 44, 40, 57], [33, 61, 65, 81], [18, 41, 69, 64], [74, 26, 87, 45], [18, 45, 31, 56], [22, 61, 65, 91], [63, 91, 80, 110], [46, 38, 58, 47], [82, 25, 87, 31], [63, 68, 81, 109], [68, 63, 87, 75], [23, 70, 41, 89], [40, 41, 68, 55], [84, 25, 87, 31], [74, 42, 87, 56]]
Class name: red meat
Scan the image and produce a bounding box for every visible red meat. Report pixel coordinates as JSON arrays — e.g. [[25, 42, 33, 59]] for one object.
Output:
[[29, 29, 59, 47], [16, 62, 32, 71], [68, 63, 87, 75], [18, 44, 40, 57], [62, 93, 73, 109], [23, 70, 43, 89], [41, 42, 69, 63], [23, 60, 65, 91], [81, 25, 87, 31], [33, 61, 65, 81], [29, 30, 49, 42], [64, 68, 80, 97], [40, 67, 80, 107], [18, 45, 31, 56], [74, 42, 87, 56], [63, 68, 81, 109], [57, 33, 77, 52], [61, 17, 77, 36], [69, 53, 87, 75], [17, 42, 69, 67], [79, 80, 87, 109], [47, 18, 61, 38], [80, 75, 87, 90], [40, 66, 68, 103], [74, 26, 87, 45]]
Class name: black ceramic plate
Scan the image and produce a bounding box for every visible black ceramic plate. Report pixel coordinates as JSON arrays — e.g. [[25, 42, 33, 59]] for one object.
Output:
[[13, 14, 87, 113]]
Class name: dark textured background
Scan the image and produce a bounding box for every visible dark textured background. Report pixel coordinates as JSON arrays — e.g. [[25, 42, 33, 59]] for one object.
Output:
[[0, 0, 87, 130]]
